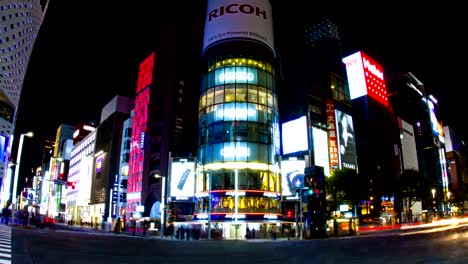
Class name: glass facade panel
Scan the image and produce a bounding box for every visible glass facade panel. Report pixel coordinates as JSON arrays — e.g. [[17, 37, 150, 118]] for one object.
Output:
[[196, 53, 280, 221]]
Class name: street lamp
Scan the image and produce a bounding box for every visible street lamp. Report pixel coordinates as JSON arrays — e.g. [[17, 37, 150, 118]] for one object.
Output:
[[12, 131, 34, 225]]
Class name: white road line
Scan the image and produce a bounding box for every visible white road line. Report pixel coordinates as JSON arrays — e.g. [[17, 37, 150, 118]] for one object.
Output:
[[0, 259, 11, 264]]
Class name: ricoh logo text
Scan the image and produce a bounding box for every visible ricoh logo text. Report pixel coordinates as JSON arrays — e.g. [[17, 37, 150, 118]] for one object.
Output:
[[208, 4, 267, 21]]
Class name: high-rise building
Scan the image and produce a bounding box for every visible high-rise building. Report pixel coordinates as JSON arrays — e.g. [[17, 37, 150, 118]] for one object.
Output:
[[90, 95, 133, 226], [0, 0, 48, 197], [343, 51, 400, 220], [193, 0, 282, 240], [66, 123, 96, 225], [125, 1, 204, 232]]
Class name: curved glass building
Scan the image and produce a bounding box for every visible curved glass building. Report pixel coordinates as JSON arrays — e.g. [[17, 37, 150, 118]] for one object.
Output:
[[0, 0, 47, 202], [194, 0, 281, 240]]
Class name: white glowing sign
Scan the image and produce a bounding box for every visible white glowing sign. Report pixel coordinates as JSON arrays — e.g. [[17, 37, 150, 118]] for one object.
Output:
[[215, 103, 257, 120], [225, 191, 246, 196], [169, 159, 196, 198], [225, 213, 246, 219], [215, 67, 257, 85], [220, 145, 250, 158], [263, 214, 278, 219]]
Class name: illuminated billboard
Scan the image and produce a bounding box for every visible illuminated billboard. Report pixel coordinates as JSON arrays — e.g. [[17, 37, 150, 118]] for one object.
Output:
[[398, 118, 419, 171], [335, 110, 357, 170], [169, 158, 196, 199], [214, 67, 257, 85], [281, 116, 308, 155], [342, 51, 388, 107], [326, 100, 339, 171], [312, 127, 330, 177], [280, 159, 306, 196], [127, 52, 154, 215], [203, 0, 275, 54]]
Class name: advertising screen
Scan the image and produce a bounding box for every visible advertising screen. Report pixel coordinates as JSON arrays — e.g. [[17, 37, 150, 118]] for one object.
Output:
[[312, 127, 330, 177], [0, 134, 6, 163], [281, 116, 308, 155], [280, 159, 306, 196], [342, 51, 388, 106], [335, 110, 357, 170], [203, 0, 275, 54], [170, 159, 196, 199], [399, 118, 419, 171]]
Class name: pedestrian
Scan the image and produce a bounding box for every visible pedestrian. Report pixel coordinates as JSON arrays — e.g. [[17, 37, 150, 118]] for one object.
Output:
[[114, 217, 122, 234], [252, 228, 255, 239]]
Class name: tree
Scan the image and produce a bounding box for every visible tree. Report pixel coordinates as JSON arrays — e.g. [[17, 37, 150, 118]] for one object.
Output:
[[326, 169, 366, 219]]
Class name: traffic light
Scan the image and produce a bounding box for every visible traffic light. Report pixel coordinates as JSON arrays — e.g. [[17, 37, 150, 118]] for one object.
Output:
[[67, 181, 76, 189], [287, 209, 293, 218]]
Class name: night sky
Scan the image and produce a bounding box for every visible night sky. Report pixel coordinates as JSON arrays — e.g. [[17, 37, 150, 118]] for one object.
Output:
[[13, 2, 466, 189]]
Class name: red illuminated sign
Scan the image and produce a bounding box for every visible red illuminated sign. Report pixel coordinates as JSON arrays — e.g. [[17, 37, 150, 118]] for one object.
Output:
[[361, 52, 388, 107], [127, 52, 154, 215], [342, 51, 388, 107], [326, 99, 339, 172]]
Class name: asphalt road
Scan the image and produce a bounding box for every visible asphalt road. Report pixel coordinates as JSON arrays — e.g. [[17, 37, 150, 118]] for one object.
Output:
[[11, 225, 468, 264]]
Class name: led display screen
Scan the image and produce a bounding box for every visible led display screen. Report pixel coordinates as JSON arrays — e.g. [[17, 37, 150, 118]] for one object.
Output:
[[335, 110, 357, 170], [342, 51, 388, 107], [170, 159, 196, 199], [280, 159, 306, 196], [399, 118, 419, 171], [281, 116, 308, 155], [312, 127, 330, 177]]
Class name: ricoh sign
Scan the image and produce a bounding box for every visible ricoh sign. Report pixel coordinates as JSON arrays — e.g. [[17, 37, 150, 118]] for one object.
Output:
[[203, 0, 275, 55]]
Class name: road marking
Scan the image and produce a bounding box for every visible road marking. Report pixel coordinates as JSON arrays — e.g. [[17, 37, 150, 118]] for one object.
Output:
[[0, 225, 11, 264]]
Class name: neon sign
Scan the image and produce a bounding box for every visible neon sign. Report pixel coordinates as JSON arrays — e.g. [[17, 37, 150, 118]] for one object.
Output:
[[215, 67, 257, 85]]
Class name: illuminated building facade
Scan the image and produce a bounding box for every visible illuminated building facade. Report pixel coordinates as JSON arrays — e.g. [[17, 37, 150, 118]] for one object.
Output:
[[343, 51, 400, 220], [388, 72, 451, 218], [126, 53, 154, 218], [90, 95, 133, 226], [193, 0, 282, 239], [66, 124, 96, 224]]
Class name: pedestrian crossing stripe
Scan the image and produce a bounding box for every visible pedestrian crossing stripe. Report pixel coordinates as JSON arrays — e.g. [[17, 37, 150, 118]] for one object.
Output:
[[0, 225, 11, 264]]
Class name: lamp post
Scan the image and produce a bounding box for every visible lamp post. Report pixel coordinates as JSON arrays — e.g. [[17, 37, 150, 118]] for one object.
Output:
[[11, 131, 34, 225], [431, 188, 436, 220]]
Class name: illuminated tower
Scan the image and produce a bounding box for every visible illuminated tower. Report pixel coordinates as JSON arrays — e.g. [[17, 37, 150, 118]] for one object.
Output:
[[194, 0, 281, 240], [0, 0, 48, 193]]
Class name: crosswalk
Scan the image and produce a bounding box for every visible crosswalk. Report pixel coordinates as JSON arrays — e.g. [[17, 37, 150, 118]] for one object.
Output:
[[0, 225, 11, 264]]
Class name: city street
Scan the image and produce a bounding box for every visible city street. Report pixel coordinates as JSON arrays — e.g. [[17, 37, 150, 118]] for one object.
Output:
[[11, 223, 468, 264]]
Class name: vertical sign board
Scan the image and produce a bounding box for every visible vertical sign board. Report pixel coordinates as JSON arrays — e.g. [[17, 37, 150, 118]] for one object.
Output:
[[325, 99, 339, 172]]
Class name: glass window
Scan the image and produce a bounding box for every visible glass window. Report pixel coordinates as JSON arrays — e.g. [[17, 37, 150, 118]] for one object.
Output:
[[206, 105, 215, 124], [235, 84, 247, 102], [214, 86, 224, 104], [206, 88, 214, 106], [235, 102, 248, 120], [247, 85, 258, 103], [248, 142, 259, 162], [258, 87, 267, 105], [221, 142, 235, 162], [233, 121, 248, 142], [205, 144, 213, 164], [258, 144, 269, 164], [212, 143, 223, 163], [207, 70, 216, 88], [213, 122, 224, 142], [224, 85, 235, 102], [257, 69, 266, 87]]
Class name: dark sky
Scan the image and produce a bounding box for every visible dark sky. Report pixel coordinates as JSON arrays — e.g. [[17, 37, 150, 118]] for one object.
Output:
[[13, 2, 466, 187]]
